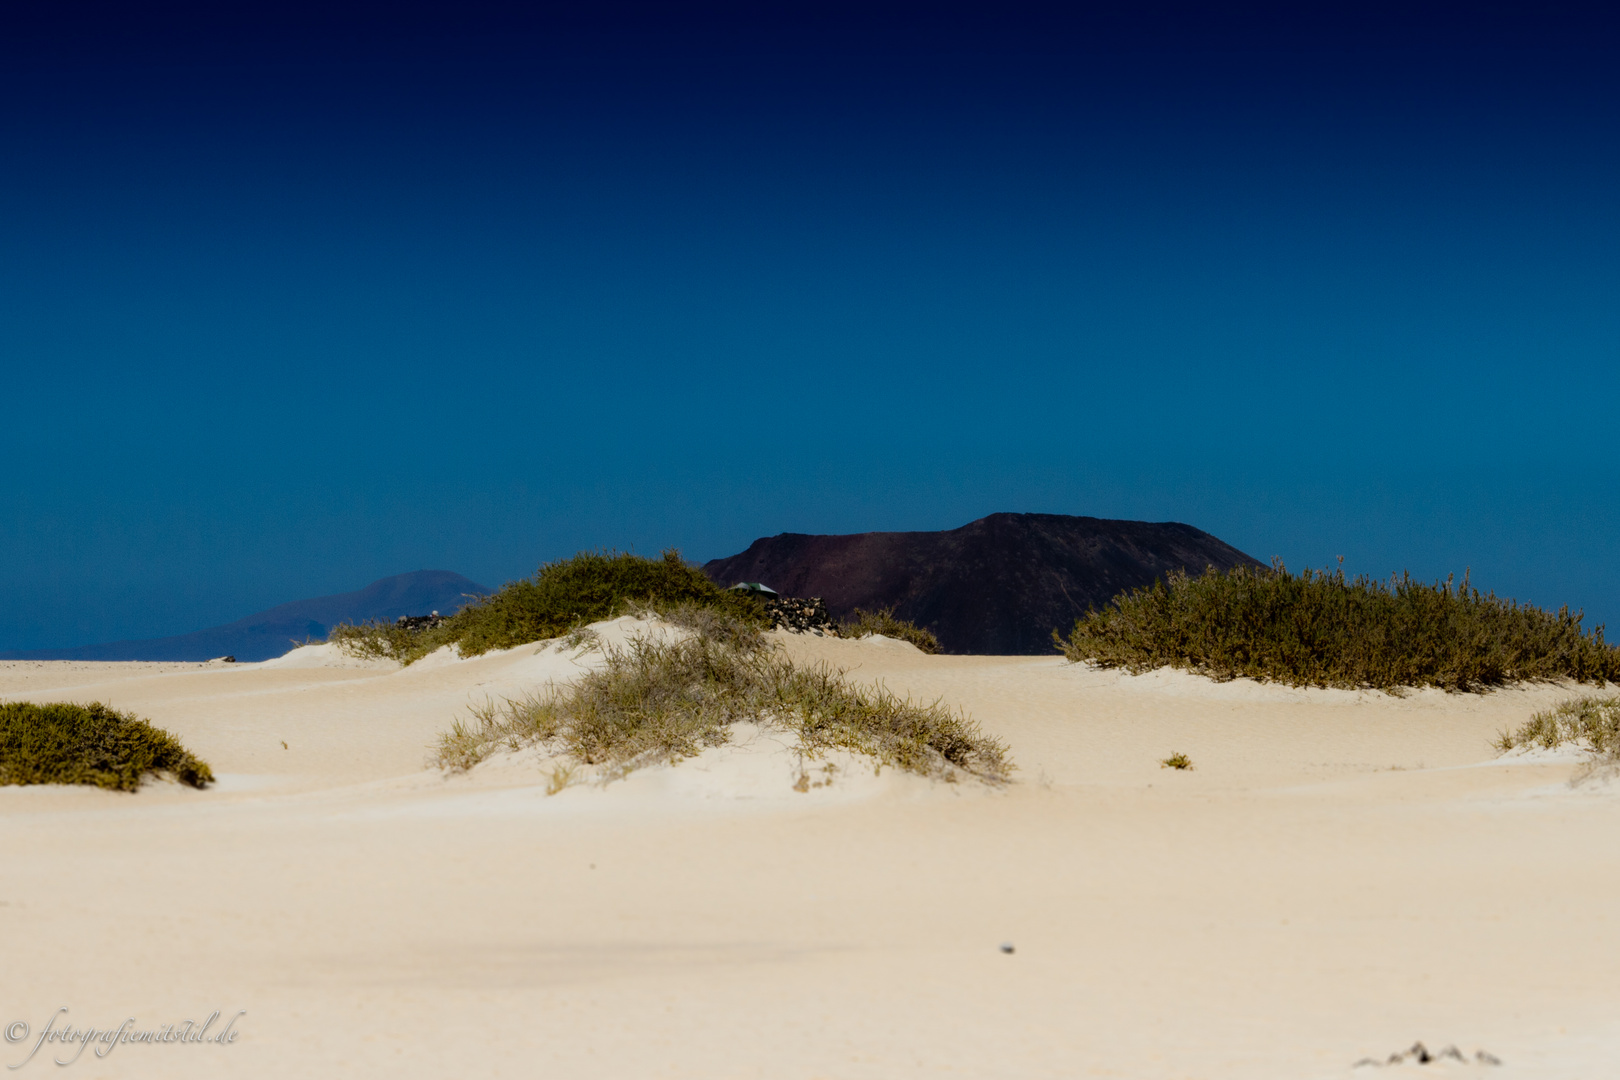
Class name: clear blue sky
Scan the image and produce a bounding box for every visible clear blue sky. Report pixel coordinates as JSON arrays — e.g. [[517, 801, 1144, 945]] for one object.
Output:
[[3, 2, 1618, 651]]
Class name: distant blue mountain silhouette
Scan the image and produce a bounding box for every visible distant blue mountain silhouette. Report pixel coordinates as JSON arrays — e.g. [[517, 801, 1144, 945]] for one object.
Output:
[[0, 571, 490, 662]]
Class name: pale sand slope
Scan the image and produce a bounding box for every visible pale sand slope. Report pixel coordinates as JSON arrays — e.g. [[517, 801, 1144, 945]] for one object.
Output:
[[1, 618, 1617, 1078]]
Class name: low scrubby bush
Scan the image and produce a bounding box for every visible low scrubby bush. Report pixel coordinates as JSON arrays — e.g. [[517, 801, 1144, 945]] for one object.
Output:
[[1056, 561, 1620, 692], [333, 550, 765, 664], [326, 620, 418, 661], [840, 607, 942, 654], [0, 701, 214, 791], [433, 604, 1009, 784]]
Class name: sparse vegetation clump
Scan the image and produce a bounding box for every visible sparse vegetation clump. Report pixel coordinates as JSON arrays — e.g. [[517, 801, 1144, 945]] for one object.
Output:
[[840, 607, 942, 654], [326, 619, 418, 661], [332, 550, 765, 665], [1160, 752, 1194, 770], [433, 604, 1009, 785], [1056, 561, 1620, 692], [1495, 695, 1620, 761], [0, 701, 214, 791]]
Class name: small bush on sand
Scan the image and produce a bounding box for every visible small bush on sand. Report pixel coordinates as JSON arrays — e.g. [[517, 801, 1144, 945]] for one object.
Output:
[[840, 607, 942, 654], [327, 619, 418, 661], [0, 702, 214, 791], [1495, 695, 1620, 760], [1160, 752, 1194, 770], [1056, 560, 1620, 692], [433, 605, 1009, 785], [333, 550, 765, 665]]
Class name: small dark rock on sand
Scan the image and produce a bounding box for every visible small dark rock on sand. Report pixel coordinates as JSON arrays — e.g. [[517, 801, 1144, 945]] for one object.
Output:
[[1352, 1041, 1501, 1067]]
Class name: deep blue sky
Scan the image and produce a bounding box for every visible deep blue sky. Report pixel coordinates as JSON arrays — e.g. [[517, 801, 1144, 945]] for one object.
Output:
[[3, 2, 1618, 651]]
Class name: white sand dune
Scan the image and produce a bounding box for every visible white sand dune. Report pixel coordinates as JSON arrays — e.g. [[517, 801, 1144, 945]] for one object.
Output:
[[1, 620, 1617, 1078]]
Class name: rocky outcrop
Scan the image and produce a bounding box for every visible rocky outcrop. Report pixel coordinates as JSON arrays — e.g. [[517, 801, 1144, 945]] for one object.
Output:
[[704, 513, 1263, 655]]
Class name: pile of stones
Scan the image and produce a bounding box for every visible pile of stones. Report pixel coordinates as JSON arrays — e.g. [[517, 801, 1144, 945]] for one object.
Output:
[[762, 596, 839, 635]]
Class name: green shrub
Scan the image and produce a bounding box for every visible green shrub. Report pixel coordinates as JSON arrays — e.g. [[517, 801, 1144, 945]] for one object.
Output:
[[0, 701, 214, 791], [1055, 560, 1620, 692], [433, 604, 1010, 784], [840, 607, 942, 654], [327, 619, 418, 661], [333, 550, 765, 665]]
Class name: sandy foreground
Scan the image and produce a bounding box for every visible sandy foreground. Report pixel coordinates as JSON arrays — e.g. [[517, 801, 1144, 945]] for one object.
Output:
[[2, 617, 1617, 1079]]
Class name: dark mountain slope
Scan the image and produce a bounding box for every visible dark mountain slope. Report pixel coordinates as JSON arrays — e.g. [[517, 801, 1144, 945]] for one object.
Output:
[[703, 513, 1262, 655], [0, 570, 489, 662]]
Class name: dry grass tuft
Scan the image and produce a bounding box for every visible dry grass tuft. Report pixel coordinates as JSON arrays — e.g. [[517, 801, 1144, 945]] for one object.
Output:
[[839, 607, 941, 654], [1495, 695, 1620, 759], [432, 605, 1009, 785]]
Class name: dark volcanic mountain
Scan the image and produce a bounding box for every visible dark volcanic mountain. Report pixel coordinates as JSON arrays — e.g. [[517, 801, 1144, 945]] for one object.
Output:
[[703, 513, 1263, 655], [0, 570, 489, 663]]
